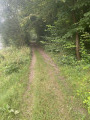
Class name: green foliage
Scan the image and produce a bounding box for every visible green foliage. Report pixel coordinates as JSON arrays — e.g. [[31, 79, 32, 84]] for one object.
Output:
[[76, 84, 90, 114], [0, 0, 27, 47], [83, 95, 90, 114], [49, 51, 90, 117], [59, 55, 76, 65], [0, 104, 20, 119], [4, 56, 30, 74], [80, 32, 90, 62], [0, 47, 31, 119], [4, 62, 19, 74], [0, 53, 5, 63]]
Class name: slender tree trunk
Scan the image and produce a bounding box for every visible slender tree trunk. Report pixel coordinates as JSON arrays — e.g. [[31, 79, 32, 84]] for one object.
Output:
[[76, 33, 80, 60], [72, 0, 80, 60]]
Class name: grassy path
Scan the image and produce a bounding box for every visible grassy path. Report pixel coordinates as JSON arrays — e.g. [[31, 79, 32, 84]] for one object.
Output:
[[21, 46, 89, 120]]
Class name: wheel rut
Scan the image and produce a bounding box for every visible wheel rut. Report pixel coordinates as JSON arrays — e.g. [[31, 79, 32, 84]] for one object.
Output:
[[22, 47, 36, 119]]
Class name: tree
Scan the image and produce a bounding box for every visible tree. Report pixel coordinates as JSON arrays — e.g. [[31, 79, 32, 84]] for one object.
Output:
[[0, 0, 90, 60], [0, 0, 25, 46]]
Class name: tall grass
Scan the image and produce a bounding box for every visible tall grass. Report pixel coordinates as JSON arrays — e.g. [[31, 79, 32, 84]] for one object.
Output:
[[30, 51, 73, 120], [0, 47, 31, 120], [49, 52, 90, 119]]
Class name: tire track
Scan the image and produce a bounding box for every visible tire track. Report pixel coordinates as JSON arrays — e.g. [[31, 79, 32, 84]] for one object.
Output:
[[22, 47, 36, 119]]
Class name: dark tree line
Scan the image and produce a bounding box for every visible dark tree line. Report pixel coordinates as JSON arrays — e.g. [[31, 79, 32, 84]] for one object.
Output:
[[0, 0, 90, 60]]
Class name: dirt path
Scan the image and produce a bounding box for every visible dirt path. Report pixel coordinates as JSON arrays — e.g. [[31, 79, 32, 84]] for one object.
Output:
[[22, 47, 36, 119], [21, 46, 89, 120]]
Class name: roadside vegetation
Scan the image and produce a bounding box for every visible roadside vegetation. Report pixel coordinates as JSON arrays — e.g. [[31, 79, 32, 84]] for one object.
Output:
[[0, 47, 31, 120], [44, 46, 90, 117]]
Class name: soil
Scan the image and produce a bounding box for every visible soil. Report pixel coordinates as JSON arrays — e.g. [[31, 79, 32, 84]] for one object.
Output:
[[22, 47, 36, 119]]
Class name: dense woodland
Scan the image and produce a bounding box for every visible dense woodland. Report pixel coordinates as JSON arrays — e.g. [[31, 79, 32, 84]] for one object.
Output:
[[0, 0, 90, 60], [0, 0, 90, 119]]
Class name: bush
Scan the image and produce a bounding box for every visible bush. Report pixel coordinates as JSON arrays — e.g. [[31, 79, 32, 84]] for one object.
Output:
[[0, 54, 5, 63], [4, 62, 19, 74], [58, 55, 77, 65]]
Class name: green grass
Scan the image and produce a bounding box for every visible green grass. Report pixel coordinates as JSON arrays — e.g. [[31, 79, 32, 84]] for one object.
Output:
[[0, 47, 31, 120], [22, 48, 89, 120], [1, 45, 89, 119], [48, 52, 90, 119], [32, 51, 57, 120], [30, 50, 73, 120]]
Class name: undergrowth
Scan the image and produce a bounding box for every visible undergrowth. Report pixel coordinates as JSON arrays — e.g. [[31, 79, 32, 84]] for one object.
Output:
[[46, 50, 90, 117], [0, 47, 31, 120]]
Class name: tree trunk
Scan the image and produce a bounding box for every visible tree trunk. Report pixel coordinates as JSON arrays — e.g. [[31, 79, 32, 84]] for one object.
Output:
[[72, 0, 80, 60], [76, 33, 80, 60]]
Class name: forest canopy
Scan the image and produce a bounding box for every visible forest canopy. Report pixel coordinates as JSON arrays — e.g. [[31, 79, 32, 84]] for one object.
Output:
[[0, 0, 90, 60]]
